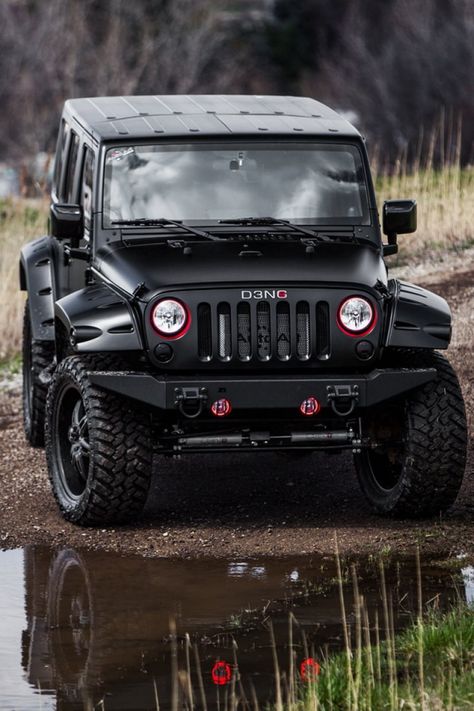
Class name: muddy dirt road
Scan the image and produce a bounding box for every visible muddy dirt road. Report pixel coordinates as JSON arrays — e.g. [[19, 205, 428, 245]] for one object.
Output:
[[1, 267, 473, 559]]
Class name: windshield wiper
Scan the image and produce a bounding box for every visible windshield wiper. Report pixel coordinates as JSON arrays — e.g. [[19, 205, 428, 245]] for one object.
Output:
[[111, 218, 222, 242], [218, 217, 333, 242]]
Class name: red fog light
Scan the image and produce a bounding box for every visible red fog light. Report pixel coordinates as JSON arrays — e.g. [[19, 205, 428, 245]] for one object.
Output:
[[300, 397, 320, 416], [211, 398, 232, 417]]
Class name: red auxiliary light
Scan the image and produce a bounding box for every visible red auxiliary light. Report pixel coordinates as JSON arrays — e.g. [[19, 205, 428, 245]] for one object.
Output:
[[300, 397, 320, 416], [211, 398, 232, 417]]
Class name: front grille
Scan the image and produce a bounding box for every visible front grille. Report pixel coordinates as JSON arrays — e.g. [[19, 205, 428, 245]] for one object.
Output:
[[197, 299, 330, 363]]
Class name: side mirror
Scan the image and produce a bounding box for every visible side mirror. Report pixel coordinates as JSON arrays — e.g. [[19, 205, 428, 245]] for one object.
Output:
[[383, 199, 417, 238], [50, 203, 83, 245], [382, 199, 417, 256]]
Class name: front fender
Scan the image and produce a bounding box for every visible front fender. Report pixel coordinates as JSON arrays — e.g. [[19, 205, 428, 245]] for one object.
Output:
[[55, 284, 143, 353], [384, 279, 452, 349], [20, 236, 56, 341]]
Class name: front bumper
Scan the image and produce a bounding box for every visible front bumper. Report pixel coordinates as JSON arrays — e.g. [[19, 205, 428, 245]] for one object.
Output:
[[89, 368, 436, 415]]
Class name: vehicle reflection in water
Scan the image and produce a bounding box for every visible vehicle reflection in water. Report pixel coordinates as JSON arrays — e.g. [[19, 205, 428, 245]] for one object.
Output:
[[6, 546, 471, 710]]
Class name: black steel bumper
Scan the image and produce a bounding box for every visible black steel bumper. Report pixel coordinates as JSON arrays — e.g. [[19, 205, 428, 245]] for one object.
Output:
[[89, 368, 436, 415]]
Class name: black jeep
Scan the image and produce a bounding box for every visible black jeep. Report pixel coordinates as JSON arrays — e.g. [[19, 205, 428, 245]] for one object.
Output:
[[20, 95, 467, 525]]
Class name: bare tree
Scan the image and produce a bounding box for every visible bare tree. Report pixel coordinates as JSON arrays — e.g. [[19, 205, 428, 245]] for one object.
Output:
[[0, 0, 264, 162]]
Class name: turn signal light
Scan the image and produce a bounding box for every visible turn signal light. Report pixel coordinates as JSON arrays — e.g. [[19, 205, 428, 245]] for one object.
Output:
[[211, 398, 232, 417], [299, 397, 320, 416]]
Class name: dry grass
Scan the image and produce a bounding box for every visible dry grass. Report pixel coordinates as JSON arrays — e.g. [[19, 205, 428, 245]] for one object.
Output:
[[0, 156, 473, 361], [0, 198, 48, 360], [376, 165, 474, 265]]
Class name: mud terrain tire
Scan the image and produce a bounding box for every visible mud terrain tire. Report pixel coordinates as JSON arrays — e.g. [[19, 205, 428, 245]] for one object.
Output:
[[22, 300, 55, 447], [45, 355, 153, 525], [355, 351, 467, 518]]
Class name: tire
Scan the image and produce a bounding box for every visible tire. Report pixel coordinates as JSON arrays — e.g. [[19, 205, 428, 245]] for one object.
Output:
[[354, 351, 467, 518], [22, 300, 55, 447], [45, 355, 153, 526]]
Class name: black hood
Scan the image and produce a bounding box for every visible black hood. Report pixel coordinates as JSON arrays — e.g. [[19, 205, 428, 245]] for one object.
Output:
[[95, 240, 387, 298]]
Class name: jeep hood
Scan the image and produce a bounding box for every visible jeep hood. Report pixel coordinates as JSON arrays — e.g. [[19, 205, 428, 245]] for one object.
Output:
[[95, 241, 387, 297]]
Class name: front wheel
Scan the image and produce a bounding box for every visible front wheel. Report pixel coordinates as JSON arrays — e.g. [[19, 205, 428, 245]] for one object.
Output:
[[355, 352, 467, 518], [45, 356, 153, 526]]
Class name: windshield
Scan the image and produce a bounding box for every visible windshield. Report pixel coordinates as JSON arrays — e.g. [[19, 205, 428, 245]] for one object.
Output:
[[103, 142, 370, 227]]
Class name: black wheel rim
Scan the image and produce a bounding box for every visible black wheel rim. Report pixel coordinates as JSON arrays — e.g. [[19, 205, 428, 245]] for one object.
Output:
[[363, 448, 404, 491], [54, 384, 91, 499], [359, 406, 405, 493], [49, 552, 92, 681]]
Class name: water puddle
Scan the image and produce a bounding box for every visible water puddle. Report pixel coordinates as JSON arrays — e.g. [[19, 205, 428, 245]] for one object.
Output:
[[0, 546, 471, 710]]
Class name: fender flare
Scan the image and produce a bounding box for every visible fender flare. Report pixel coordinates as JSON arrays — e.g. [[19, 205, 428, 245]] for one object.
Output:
[[384, 279, 452, 350], [54, 283, 143, 353], [19, 237, 56, 341]]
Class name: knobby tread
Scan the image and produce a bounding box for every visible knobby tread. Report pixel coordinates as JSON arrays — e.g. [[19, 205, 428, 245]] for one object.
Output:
[[22, 301, 55, 447], [45, 355, 153, 526], [355, 351, 468, 518]]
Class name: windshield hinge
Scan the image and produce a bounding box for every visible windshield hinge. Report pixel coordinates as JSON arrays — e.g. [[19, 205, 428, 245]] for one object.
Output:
[[131, 281, 147, 302], [375, 279, 392, 300]]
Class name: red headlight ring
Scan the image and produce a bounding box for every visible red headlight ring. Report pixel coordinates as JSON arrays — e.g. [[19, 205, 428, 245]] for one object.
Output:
[[150, 298, 192, 340], [337, 296, 377, 337]]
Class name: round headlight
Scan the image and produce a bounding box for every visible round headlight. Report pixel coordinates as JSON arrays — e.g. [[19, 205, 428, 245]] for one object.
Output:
[[337, 296, 375, 335], [151, 298, 190, 338]]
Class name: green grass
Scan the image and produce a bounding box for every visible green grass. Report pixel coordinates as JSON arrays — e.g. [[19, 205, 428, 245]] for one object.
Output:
[[0, 352, 21, 375], [299, 605, 474, 710], [149, 559, 474, 711]]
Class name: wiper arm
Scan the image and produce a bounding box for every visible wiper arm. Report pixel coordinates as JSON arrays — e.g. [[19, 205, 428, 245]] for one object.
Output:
[[111, 218, 222, 242], [218, 217, 331, 242]]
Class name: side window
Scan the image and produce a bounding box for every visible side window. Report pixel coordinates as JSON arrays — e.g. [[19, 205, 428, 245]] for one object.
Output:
[[52, 119, 68, 198], [80, 147, 95, 232], [64, 131, 80, 202]]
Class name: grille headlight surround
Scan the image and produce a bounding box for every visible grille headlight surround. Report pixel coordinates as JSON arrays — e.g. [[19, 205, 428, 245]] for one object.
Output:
[[337, 296, 376, 336], [151, 298, 190, 339]]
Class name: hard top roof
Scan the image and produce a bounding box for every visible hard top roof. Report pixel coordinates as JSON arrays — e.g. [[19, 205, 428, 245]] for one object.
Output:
[[65, 95, 361, 142]]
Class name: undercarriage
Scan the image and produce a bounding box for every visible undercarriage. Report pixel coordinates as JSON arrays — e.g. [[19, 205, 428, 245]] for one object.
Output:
[[155, 415, 368, 455]]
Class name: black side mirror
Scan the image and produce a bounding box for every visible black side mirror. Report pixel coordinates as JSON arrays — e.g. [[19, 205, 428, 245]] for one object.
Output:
[[382, 199, 417, 256], [50, 203, 83, 245], [383, 199, 417, 238]]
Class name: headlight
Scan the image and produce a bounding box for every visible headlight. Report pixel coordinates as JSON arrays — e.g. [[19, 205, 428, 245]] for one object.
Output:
[[337, 296, 375, 335], [151, 298, 190, 338]]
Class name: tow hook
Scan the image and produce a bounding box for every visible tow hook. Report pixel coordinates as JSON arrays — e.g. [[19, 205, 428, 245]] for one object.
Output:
[[327, 384, 360, 416], [174, 387, 208, 419]]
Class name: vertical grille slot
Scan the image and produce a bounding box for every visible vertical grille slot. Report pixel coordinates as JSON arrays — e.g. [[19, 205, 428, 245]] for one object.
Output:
[[256, 301, 271, 360], [276, 302, 291, 360], [197, 303, 212, 360], [296, 301, 310, 360], [316, 301, 330, 359], [217, 302, 232, 360], [237, 302, 251, 360]]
